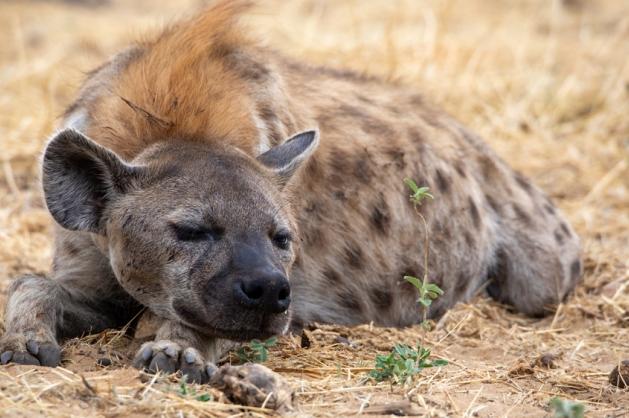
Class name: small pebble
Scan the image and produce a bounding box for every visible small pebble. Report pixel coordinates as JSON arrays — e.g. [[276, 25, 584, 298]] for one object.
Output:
[[533, 353, 557, 369], [300, 330, 312, 349], [334, 336, 357, 349], [609, 360, 629, 389], [96, 357, 112, 367]]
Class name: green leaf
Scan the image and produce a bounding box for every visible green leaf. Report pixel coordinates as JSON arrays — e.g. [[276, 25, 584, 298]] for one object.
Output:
[[423, 283, 444, 295], [196, 393, 212, 402], [179, 375, 189, 396], [403, 178, 419, 192], [418, 298, 432, 307], [403, 275, 422, 289], [368, 343, 448, 384], [549, 398, 585, 418]]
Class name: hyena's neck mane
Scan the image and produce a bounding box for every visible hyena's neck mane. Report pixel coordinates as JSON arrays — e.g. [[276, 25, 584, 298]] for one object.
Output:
[[67, 0, 302, 161]]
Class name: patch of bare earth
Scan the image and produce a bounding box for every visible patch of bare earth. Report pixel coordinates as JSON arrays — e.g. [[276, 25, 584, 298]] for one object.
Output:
[[0, 0, 627, 416]]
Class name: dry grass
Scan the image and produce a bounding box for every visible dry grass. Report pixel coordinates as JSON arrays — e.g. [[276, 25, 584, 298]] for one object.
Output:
[[0, 0, 628, 416]]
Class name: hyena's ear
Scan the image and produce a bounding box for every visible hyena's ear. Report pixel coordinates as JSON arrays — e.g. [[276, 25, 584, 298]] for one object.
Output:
[[42, 129, 142, 234], [257, 130, 319, 185]]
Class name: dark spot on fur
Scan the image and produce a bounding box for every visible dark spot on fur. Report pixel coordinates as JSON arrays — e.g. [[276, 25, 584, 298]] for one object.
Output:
[[436, 221, 451, 240], [355, 154, 375, 183], [454, 162, 467, 178], [319, 66, 376, 82], [323, 268, 341, 284], [486, 248, 509, 301], [408, 94, 424, 106], [64, 243, 80, 256], [333, 190, 347, 201], [463, 231, 475, 248], [560, 222, 571, 237], [515, 172, 533, 193], [435, 169, 451, 194], [544, 203, 556, 215], [478, 155, 500, 180], [258, 104, 277, 122], [226, 51, 270, 81], [384, 146, 406, 169], [356, 94, 374, 105], [407, 127, 424, 144], [469, 198, 481, 227], [554, 229, 564, 245], [339, 290, 363, 313], [345, 245, 364, 269], [371, 194, 391, 234], [485, 194, 502, 214], [570, 259, 581, 281], [306, 157, 323, 178], [303, 228, 325, 247], [388, 104, 403, 115], [361, 119, 395, 137], [370, 288, 392, 310], [329, 148, 350, 175], [338, 103, 369, 119], [513, 205, 532, 226]]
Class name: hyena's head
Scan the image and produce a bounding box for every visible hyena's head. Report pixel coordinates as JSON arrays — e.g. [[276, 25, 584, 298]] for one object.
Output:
[[42, 129, 318, 341]]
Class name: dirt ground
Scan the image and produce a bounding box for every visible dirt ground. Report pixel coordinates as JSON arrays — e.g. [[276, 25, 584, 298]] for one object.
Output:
[[0, 0, 627, 416]]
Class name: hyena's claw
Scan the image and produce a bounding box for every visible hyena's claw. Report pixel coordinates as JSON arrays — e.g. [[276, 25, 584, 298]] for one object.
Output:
[[180, 347, 207, 384], [0, 336, 61, 367], [133, 340, 209, 383], [205, 362, 218, 380]]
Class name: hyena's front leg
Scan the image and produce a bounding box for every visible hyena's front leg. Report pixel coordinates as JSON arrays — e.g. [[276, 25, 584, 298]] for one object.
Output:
[[0, 274, 138, 367], [133, 320, 236, 383]]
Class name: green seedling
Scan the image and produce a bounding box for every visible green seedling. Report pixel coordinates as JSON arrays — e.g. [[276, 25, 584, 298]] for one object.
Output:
[[549, 397, 585, 418], [404, 275, 444, 308], [235, 336, 277, 363], [369, 343, 448, 385], [404, 178, 434, 205], [178, 375, 213, 402], [403, 178, 443, 326]]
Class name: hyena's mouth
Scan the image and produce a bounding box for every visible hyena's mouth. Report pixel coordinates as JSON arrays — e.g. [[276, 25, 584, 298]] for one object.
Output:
[[172, 299, 289, 341]]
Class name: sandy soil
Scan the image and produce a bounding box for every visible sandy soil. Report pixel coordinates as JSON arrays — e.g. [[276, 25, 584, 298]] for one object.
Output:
[[0, 0, 627, 416]]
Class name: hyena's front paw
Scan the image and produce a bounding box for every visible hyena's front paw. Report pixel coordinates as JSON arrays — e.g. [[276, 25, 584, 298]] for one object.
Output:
[[133, 340, 214, 383], [0, 331, 61, 367]]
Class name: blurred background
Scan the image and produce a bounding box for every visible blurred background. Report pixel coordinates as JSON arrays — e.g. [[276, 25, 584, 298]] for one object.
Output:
[[0, 1, 627, 415]]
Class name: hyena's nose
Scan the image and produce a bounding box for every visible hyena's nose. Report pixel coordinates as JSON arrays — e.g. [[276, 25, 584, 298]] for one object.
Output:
[[235, 271, 291, 314]]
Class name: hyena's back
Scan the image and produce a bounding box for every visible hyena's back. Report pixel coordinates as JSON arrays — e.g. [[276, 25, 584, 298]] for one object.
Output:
[[281, 66, 581, 325], [64, 1, 582, 327]]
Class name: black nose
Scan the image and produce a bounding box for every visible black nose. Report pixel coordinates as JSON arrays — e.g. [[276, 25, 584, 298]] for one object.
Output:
[[235, 271, 291, 314]]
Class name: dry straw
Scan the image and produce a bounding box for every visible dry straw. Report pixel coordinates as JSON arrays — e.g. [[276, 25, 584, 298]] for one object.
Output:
[[0, 0, 627, 416]]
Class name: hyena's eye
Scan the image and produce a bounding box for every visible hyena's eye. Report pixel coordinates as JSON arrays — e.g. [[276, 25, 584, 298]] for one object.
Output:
[[171, 223, 223, 242], [272, 230, 292, 250]]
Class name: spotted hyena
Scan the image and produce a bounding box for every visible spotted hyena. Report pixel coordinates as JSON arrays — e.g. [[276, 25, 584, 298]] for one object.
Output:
[[0, 1, 581, 381]]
